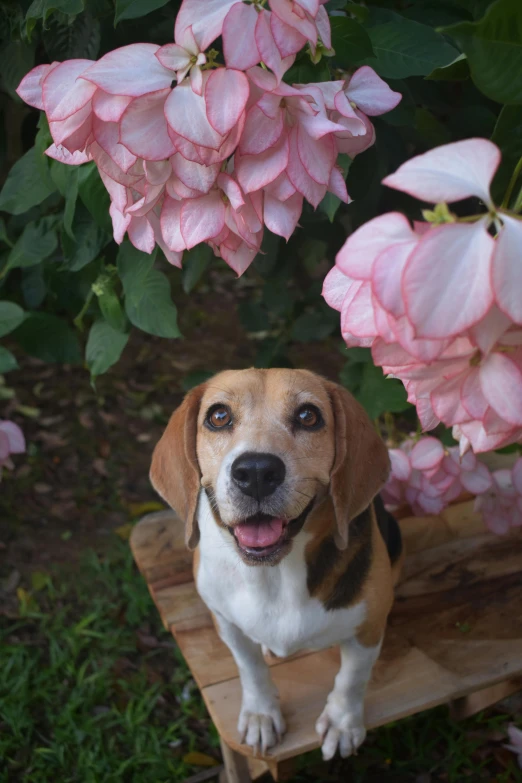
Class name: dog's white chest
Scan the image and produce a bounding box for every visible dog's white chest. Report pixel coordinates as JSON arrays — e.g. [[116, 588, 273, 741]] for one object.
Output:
[[195, 494, 366, 658]]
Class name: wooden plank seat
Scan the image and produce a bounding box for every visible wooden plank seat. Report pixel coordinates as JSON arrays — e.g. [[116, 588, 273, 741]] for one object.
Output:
[[130, 501, 522, 782]]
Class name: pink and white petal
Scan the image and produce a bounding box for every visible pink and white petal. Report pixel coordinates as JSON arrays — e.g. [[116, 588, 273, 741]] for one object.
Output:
[[223, 2, 261, 70], [341, 280, 377, 339], [270, 12, 307, 57], [171, 153, 219, 193], [410, 438, 444, 471], [337, 212, 415, 281], [269, 0, 317, 43], [160, 196, 186, 252], [417, 397, 440, 431], [265, 172, 296, 201], [175, 0, 238, 52], [322, 266, 354, 311], [468, 305, 511, 355], [431, 374, 470, 426], [480, 352, 522, 426], [92, 115, 137, 173], [190, 64, 203, 95], [493, 214, 522, 325], [92, 90, 133, 122], [120, 89, 175, 161], [264, 191, 303, 240], [217, 172, 244, 210], [255, 9, 289, 83], [315, 5, 331, 48], [48, 99, 92, 146], [389, 448, 411, 481], [296, 124, 335, 185], [220, 239, 258, 276], [0, 421, 25, 454], [42, 59, 96, 121], [83, 44, 173, 97], [181, 190, 226, 248], [382, 138, 500, 206], [333, 90, 366, 134], [156, 43, 192, 72], [0, 431, 10, 461], [460, 461, 492, 494], [403, 220, 495, 338], [236, 131, 289, 192], [298, 111, 351, 140], [295, 0, 319, 15], [166, 175, 202, 200], [144, 159, 172, 186], [205, 68, 249, 136], [127, 215, 155, 254], [239, 105, 284, 155], [17, 63, 58, 110], [286, 126, 327, 207], [149, 212, 182, 268], [99, 168, 131, 212], [461, 367, 489, 420], [165, 81, 223, 150], [346, 66, 402, 116], [372, 239, 418, 318], [334, 110, 375, 157], [327, 166, 350, 202], [45, 144, 91, 165]]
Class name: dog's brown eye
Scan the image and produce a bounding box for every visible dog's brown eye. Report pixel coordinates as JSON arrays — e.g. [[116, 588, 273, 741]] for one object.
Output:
[[295, 405, 322, 429], [207, 406, 232, 429]]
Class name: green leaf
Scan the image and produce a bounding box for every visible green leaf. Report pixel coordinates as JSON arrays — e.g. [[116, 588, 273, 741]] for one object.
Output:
[[291, 311, 335, 342], [0, 147, 56, 215], [426, 53, 470, 81], [182, 370, 214, 391], [360, 19, 460, 78], [98, 288, 127, 333], [119, 249, 180, 338], [284, 56, 331, 85], [0, 346, 19, 373], [63, 168, 79, 240], [442, 0, 522, 104], [0, 302, 25, 338], [355, 363, 410, 419], [21, 266, 47, 309], [6, 220, 57, 272], [0, 218, 13, 248], [330, 17, 374, 67], [0, 41, 35, 101], [117, 242, 156, 298], [491, 104, 522, 202], [62, 205, 109, 271], [86, 320, 129, 378], [14, 313, 81, 363], [182, 243, 212, 293], [42, 11, 100, 61], [25, 0, 84, 36], [115, 0, 170, 23], [78, 164, 111, 232]]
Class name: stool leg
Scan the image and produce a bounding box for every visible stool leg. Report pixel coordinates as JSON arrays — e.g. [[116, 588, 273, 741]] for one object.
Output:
[[219, 740, 252, 783]]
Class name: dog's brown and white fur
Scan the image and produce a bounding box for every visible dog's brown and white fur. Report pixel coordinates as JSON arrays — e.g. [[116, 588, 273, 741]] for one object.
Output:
[[150, 369, 403, 759]]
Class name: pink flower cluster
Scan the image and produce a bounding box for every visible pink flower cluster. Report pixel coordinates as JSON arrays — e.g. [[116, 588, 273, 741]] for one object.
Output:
[[382, 436, 492, 515], [323, 140, 522, 454], [16, 0, 400, 276], [382, 435, 522, 534], [0, 420, 25, 478]]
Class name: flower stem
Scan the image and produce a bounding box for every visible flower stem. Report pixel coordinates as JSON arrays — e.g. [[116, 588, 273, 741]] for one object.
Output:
[[501, 155, 522, 210]]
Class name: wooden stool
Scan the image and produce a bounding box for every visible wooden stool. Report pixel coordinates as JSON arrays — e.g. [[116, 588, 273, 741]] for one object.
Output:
[[130, 501, 522, 782]]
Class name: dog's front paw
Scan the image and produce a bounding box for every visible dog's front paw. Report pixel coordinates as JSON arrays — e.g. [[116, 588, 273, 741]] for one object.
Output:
[[315, 695, 366, 761], [238, 692, 286, 755]]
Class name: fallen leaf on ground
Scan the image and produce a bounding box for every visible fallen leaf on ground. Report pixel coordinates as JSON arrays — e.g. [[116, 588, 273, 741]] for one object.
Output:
[[182, 752, 220, 767]]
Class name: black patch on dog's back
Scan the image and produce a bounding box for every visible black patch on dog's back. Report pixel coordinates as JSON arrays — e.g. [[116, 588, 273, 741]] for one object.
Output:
[[374, 494, 402, 564]]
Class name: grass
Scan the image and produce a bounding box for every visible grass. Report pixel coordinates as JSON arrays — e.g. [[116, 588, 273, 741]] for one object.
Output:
[[1, 540, 521, 783]]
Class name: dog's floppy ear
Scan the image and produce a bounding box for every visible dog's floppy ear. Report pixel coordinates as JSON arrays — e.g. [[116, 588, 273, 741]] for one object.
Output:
[[324, 380, 390, 549], [149, 384, 207, 550]]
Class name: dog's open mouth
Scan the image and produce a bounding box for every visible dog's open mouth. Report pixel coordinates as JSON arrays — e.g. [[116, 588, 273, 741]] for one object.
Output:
[[229, 500, 314, 560]]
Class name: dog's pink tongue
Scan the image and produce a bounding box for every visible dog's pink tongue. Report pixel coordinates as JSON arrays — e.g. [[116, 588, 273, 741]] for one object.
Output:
[[235, 518, 284, 548]]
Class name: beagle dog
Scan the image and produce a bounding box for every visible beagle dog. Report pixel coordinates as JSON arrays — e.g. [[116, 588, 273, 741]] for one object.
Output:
[[150, 369, 403, 760]]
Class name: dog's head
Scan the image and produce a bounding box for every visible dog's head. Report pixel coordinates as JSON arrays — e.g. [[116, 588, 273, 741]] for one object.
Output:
[[150, 369, 389, 565]]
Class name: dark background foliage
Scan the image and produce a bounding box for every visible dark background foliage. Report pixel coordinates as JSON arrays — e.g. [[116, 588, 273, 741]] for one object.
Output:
[[0, 0, 521, 422]]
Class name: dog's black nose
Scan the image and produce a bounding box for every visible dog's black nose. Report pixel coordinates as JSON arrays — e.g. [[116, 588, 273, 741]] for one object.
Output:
[[231, 452, 286, 501]]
